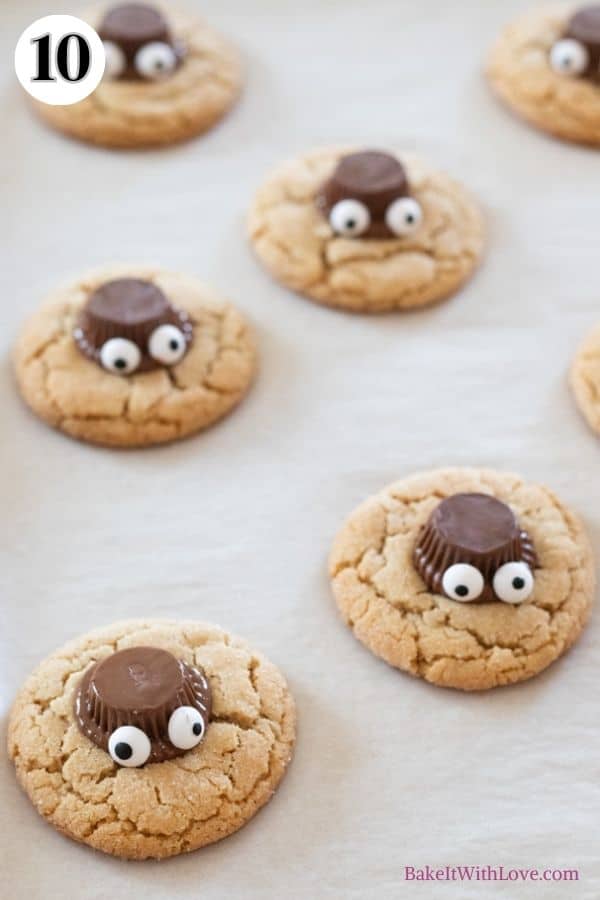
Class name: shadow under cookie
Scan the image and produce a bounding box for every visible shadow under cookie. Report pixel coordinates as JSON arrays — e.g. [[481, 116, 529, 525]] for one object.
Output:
[[7, 619, 296, 860], [486, 5, 600, 146], [248, 147, 484, 314], [13, 266, 257, 448], [329, 467, 594, 690]]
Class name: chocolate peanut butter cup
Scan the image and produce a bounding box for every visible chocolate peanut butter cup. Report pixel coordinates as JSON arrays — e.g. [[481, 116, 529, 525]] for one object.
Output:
[[100, 4, 171, 56], [74, 278, 193, 374], [99, 3, 185, 81], [74, 646, 211, 766], [414, 493, 537, 604], [549, 5, 600, 83], [566, 6, 600, 80], [316, 150, 422, 240]]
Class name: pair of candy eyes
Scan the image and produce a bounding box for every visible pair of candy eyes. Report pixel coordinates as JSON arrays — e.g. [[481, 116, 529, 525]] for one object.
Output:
[[107, 706, 206, 767], [441, 561, 534, 604], [550, 39, 594, 77], [100, 324, 186, 374], [329, 196, 423, 239], [103, 40, 177, 81]]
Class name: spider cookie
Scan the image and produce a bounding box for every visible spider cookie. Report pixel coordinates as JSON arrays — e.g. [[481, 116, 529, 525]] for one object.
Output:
[[248, 148, 484, 313], [329, 468, 594, 690], [14, 267, 256, 448], [7, 619, 296, 860], [73, 646, 212, 766], [570, 321, 600, 435], [32, 3, 241, 148], [487, 5, 600, 145]]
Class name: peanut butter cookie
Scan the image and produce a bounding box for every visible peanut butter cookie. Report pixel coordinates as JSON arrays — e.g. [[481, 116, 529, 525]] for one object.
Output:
[[329, 468, 594, 690], [248, 147, 484, 313], [14, 266, 256, 448], [33, 4, 242, 149], [8, 619, 296, 860], [487, 5, 600, 146]]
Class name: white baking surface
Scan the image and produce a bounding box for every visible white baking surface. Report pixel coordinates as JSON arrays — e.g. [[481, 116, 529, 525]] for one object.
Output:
[[1, 1, 599, 897]]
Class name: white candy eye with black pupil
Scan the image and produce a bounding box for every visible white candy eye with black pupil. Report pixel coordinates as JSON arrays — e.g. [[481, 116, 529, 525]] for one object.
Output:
[[99, 337, 141, 374], [492, 562, 534, 605], [108, 725, 151, 767], [550, 39, 589, 77], [329, 199, 371, 237], [135, 42, 177, 80], [168, 706, 206, 750], [103, 41, 127, 79], [385, 197, 423, 237], [148, 324, 186, 365], [441, 563, 485, 602]]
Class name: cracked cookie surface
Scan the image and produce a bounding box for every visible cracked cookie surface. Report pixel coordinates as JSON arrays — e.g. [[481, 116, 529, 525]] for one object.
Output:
[[7, 619, 296, 860], [486, 5, 600, 145], [570, 322, 600, 435], [14, 266, 256, 448], [329, 468, 594, 690], [247, 147, 484, 313], [33, 5, 241, 149]]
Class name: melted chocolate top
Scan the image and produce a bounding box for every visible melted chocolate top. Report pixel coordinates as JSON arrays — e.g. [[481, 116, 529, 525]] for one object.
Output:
[[92, 645, 183, 710], [433, 493, 519, 555], [87, 278, 169, 328], [566, 5, 600, 80], [568, 5, 600, 46], [99, 3, 171, 56]]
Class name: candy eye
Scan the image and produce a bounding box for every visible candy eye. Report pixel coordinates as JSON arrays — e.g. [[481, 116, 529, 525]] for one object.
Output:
[[329, 199, 371, 237], [148, 324, 187, 365], [441, 563, 484, 602], [99, 337, 141, 374], [385, 197, 423, 237], [168, 706, 206, 750], [108, 725, 151, 767], [102, 41, 127, 79], [135, 42, 177, 80], [550, 39, 589, 77], [492, 562, 534, 605]]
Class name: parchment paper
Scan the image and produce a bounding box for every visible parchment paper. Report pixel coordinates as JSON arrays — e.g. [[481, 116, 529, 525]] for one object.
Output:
[[1, 2, 599, 897]]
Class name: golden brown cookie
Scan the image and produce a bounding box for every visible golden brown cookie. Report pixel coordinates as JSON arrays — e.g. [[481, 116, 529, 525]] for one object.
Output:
[[7, 619, 296, 860], [247, 147, 484, 313], [570, 322, 600, 434], [14, 266, 256, 448], [32, 4, 242, 149], [329, 468, 594, 691], [487, 5, 600, 146]]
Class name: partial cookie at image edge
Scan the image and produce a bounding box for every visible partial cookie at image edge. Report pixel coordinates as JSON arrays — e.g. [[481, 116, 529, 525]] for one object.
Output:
[[570, 322, 600, 436], [32, 4, 242, 149], [486, 5, 600, 147]]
